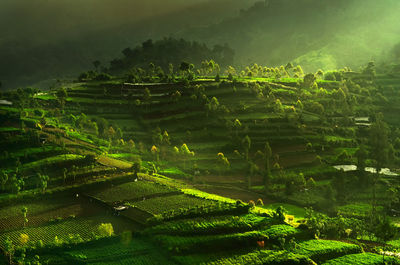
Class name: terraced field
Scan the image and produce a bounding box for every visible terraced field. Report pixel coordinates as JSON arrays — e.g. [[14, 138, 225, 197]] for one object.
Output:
[[1, 68, 400, 264]]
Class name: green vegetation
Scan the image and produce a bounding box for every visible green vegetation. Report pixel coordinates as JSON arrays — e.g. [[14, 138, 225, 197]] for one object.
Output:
[[296, 240, 362, 263], [127, 194, 216, 215], [89, 181, 176, 203], [1, 28, 400, 263], [322, 253, 400, 265]]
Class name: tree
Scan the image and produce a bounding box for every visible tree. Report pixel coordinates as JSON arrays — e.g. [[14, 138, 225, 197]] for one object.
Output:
[[206, 97, 220, 117], [151, 145, 159, 162], [217, 152, 230, 175], [315, 69, 324, 79], [108, 126, 116, 142], [132, 157, 142, 178], [373, 215, 397, 242], [21, 206, 28, 228], [233, 119, 242, 139], [98, 223, 114, 237], [179, 61, 190, 73], [362, 61, 376, 78], [274, 99, 284, 113], [355, 145, 368, 184], [4, 236, 14, 264], [285, 62, 294, 72], [56, 87, 68, 110], [242, 135, 251, 161], [128, 139, 135, 152], [180, 143, 195, 169], [369, 113, 390, 212], [303, 73, 316, 89], [36, 173, 49, 193], [72, 165, 77, 182], [10, 174, 23, 194], [97, 118, 108, 138], [264, 142, 272, 189], [296, 99, 303, 112], [0, 171, 8, 191], [93, 60, 101, 71], [168, 63, 174, 75], [162, 131, 170, 146], [116, 127, 123, 140], [274, 206, 287, 223], [293, 65, 304, 78], [160, 131, 171, 159], [248, 161, 258, 189], [143, 87, 151, 108], [171, 90, 181, 103], [63, 168, 68, 184]]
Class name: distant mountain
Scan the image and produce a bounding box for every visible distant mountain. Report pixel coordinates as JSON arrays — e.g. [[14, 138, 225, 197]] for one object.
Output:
[[177, 0, 400, 72], [0, 0, 257, 90]]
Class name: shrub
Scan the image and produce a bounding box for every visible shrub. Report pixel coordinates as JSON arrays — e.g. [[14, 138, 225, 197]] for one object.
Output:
[[296, 239, 362, 263], [95, 73, 112, 81], [97, 223, 114, 238]]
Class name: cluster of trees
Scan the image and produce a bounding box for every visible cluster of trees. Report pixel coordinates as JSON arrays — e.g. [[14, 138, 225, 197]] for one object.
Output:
[[108, 38, 234, 75], [305, 207, 397, 242]]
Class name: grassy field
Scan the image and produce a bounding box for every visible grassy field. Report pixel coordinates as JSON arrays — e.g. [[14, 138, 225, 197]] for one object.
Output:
[[322, 253, 400, 265], [89, 180, 177, 203], [127, 194, 216, 215], [0, 215, 134, 248], [263, 203, 307, 219]]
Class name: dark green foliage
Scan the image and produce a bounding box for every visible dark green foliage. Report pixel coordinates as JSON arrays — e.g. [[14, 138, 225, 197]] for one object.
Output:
[[372, 215, 398, 242], [147, 203, 250, 225], [322, 252, 400, 265], [154, 230, 270, 254], [206, 250, 314, 265], [305, 208, 365, 239], [109, 38, 234, 73], [295, 240, 362, 263], [144, 214, 271, 236]]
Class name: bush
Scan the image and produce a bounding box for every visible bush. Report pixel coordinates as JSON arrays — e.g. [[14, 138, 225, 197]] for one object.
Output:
[[296, 239, 362, 263], [97, 223, 114, 238], [95, 73, 112, 81], [322, 252, 400, 265]]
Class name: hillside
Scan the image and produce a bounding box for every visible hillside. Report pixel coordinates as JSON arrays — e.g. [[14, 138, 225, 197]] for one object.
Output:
[[178, 0, 400, 72], [1, 60, 400, 264]]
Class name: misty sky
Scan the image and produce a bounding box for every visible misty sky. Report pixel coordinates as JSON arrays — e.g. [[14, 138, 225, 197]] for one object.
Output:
[[0, 0, 210, 45], [1, 0, 400, 89]]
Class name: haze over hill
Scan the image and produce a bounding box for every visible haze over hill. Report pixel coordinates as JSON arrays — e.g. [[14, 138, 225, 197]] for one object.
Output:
[[179, 0, 400, 71], [1, 0, 400, 89], [0, 0, 257, 89]]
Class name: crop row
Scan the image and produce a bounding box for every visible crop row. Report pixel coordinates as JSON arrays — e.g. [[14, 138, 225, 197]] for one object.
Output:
[[295, 239, 362, 263], [128, 194, 214, 215], [0, 215, 132, 248], [154, 224, 300, 255], [65, 237, 158, 263], [337, 203, 383, 219], [0, 198, 70, 219], [144, 214, 271, 236], [154, 231, 267, 254], [203, 250, 313, 265], [147, 202, 250, 224], [90, 180, 176, 203], [322, 252, 400, 265]]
